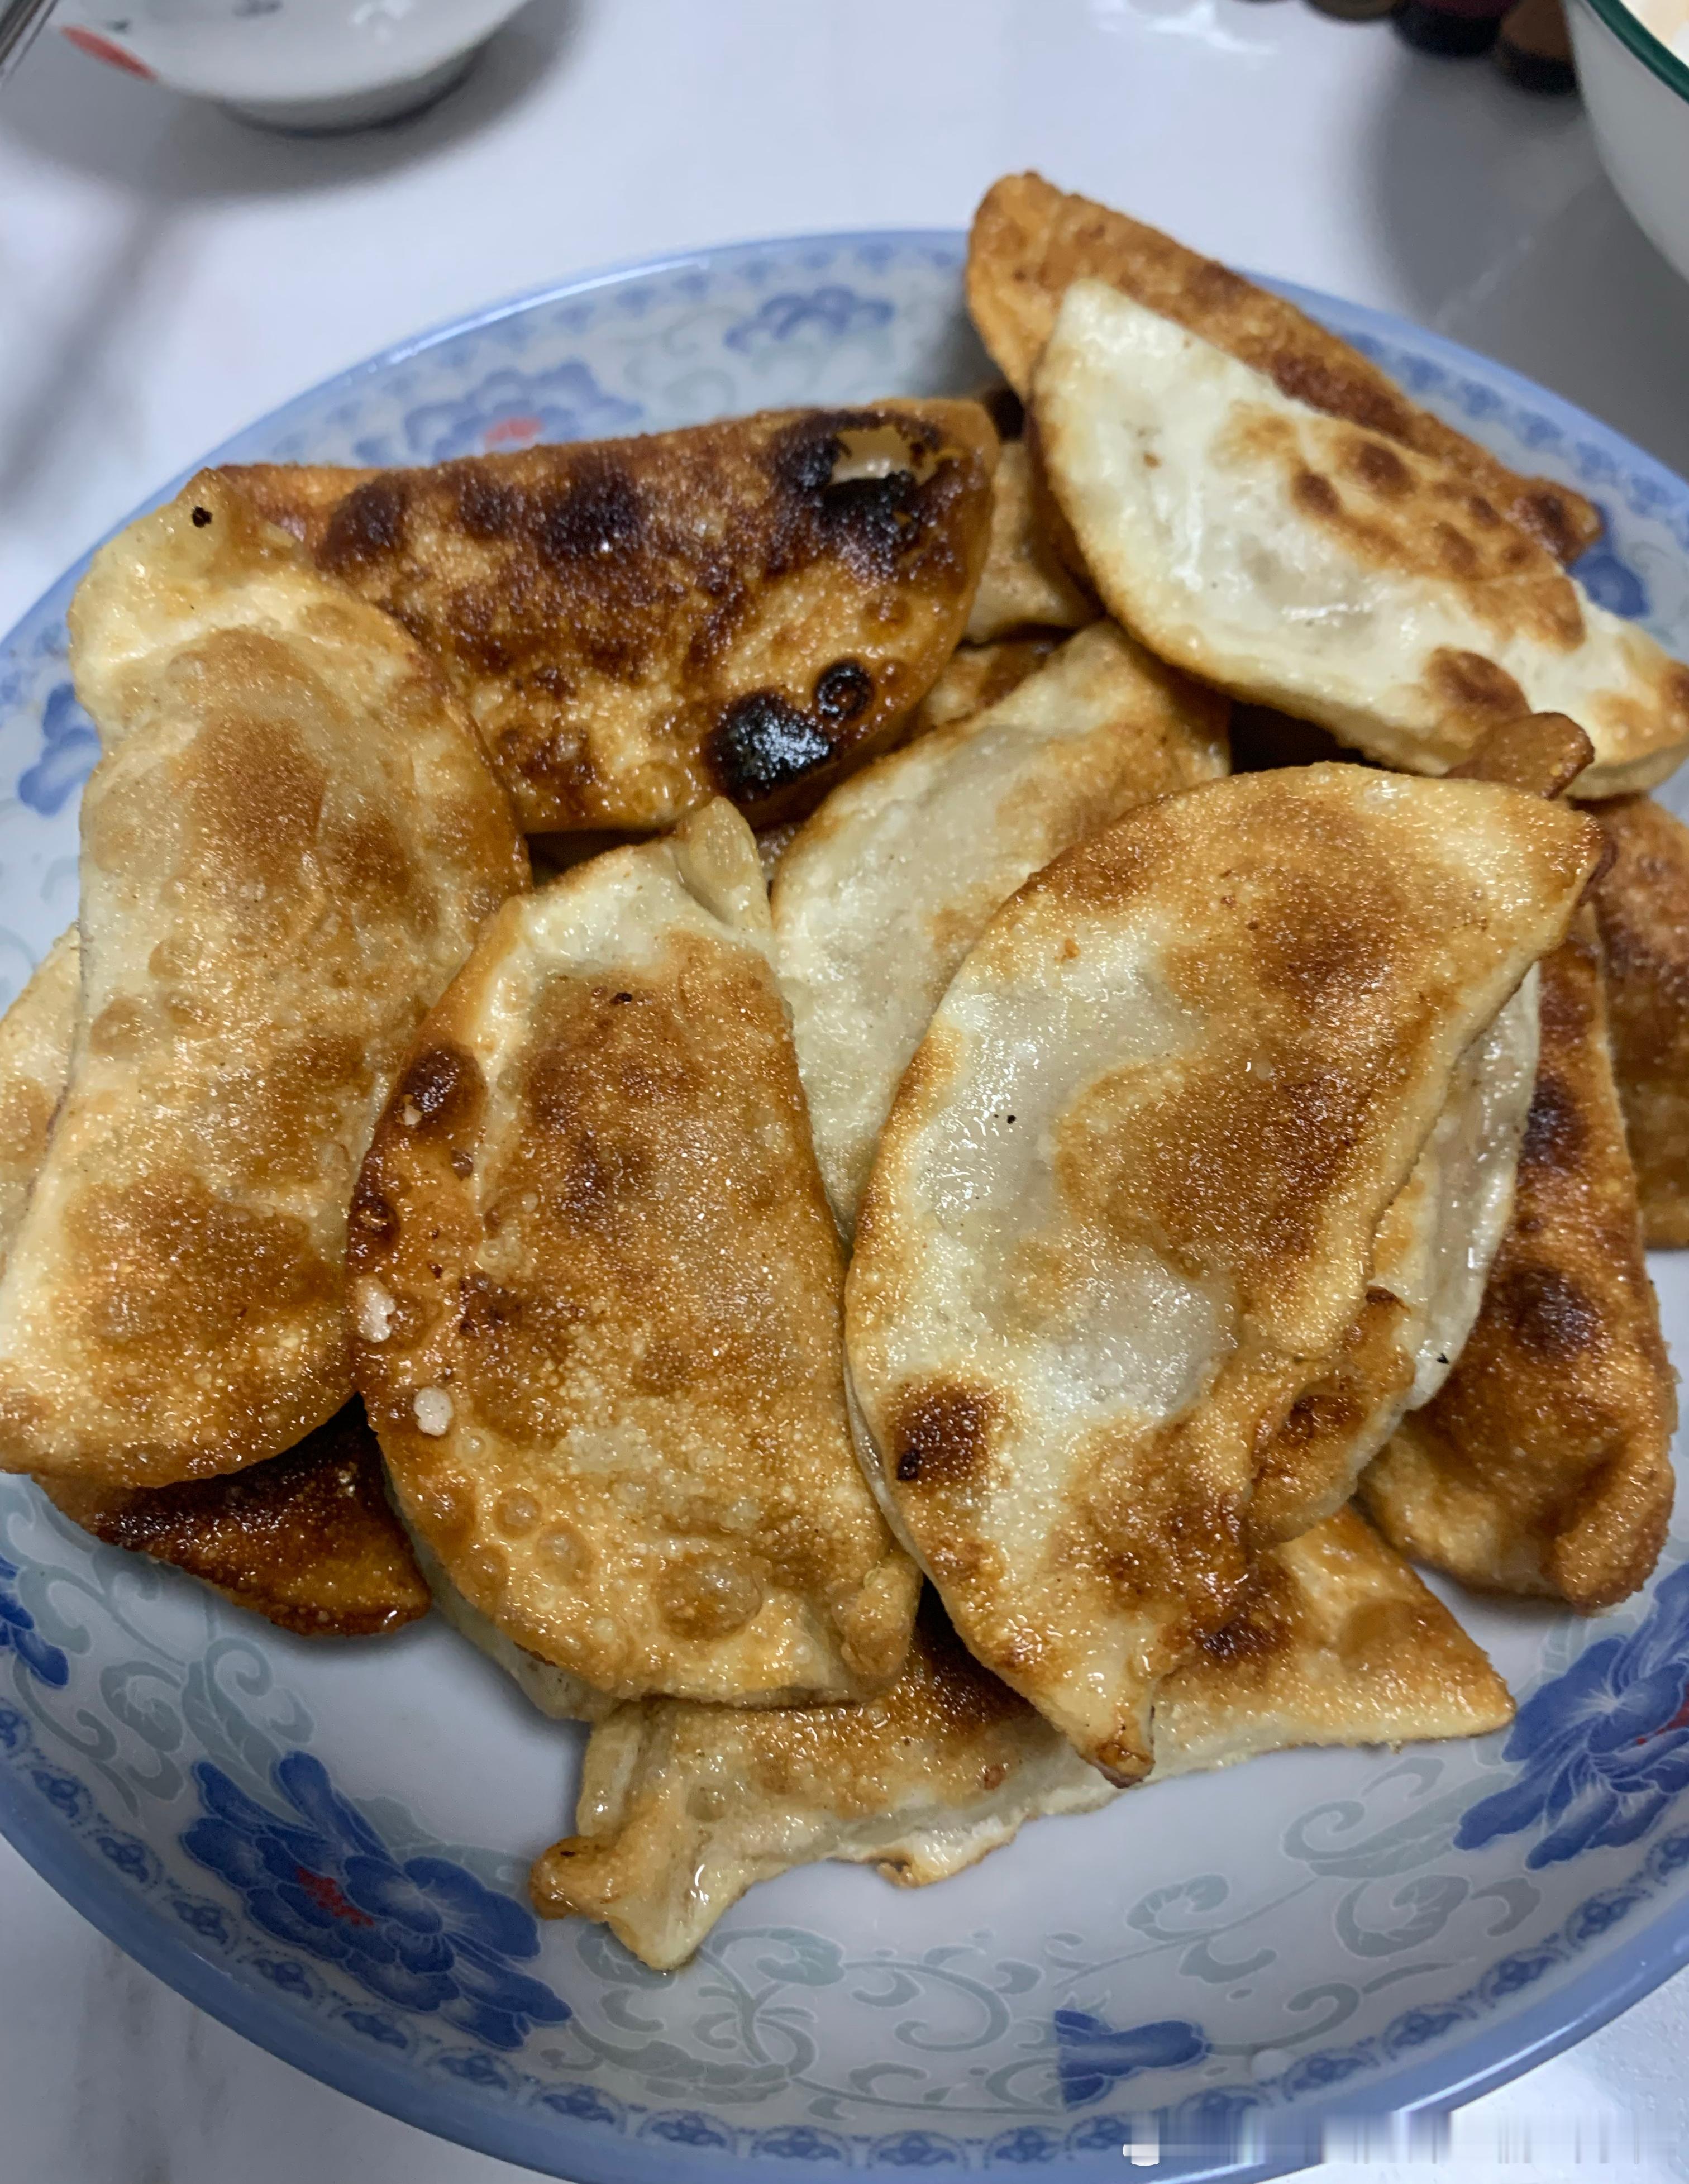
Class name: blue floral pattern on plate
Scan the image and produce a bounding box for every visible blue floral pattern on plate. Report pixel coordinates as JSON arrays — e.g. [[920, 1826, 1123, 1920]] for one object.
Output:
[[183, 1752, 569, 2049], [0, 1551, 68, 1687], [1, 232, 1688, 2181], [1457, 1563, 1689, 1870]]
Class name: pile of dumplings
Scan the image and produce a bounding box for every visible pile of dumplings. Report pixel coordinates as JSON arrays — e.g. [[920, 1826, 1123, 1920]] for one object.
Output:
[[4, 173, 1685, 1972]]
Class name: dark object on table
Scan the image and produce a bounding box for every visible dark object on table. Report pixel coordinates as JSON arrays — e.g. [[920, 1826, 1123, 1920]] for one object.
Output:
[[1394, 0, 1511, 53], [1495, 0, 1578, 88], [1308, 0, 1398, 20]]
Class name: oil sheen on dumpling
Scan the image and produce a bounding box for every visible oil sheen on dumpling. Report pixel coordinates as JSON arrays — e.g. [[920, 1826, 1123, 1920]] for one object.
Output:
[[0, 476, 528, 1489], [225, 402, 998, 833], [1033, 280, 1689, 798], [532, 1511, 1511, 1968], [774, 622, 1227, 1235], [846, 765, 1600, 1781], [351, 799, 918, 1715]]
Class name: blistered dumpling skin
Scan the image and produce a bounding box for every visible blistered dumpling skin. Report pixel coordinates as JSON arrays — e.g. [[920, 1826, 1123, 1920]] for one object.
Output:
[[352, 800, 918, 1715], [533, 1513, 1510, 1970], [225, 402, 998, 833], [847, 766, 1599, 1781], [0, 477, 528, 1488]]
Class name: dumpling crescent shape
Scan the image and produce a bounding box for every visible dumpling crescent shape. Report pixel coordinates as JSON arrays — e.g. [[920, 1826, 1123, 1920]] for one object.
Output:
[[1033, 279, 1689, 798], [0, 476, 528, 1488], [351, 798, 918, 1713], [1363, 909, 1677, 1611], [774, 621, 1228, 1236], [532, 1511, 1511, 1970], [223, 400, 999, 833], [846, 764, 1600, 1780]]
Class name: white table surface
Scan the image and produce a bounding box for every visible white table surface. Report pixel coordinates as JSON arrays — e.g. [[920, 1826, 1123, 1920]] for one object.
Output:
[[3, 3, 1689, 2177]]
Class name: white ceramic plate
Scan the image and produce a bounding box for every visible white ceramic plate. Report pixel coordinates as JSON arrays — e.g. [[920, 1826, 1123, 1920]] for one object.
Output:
[[2, 231, 1688, 2184]]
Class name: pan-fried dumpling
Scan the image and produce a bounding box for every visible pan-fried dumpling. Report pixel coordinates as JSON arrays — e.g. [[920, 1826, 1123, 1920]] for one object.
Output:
[[532, 1510, 1511, 1968], [351, 798, 918, 1713], [1589, 795, 1689, 1247], [966, 440, 1096, 642], [1250, 969, 1540, 1542], [0, 478, 527, 1490], [0, 929, 77, 1280], [846, 766, 1600, 1780], [1362, 912, 1677, 1610], [906, 633, 1062, 740], [1033, 281, 1689, 798], [967, 171, 1600, 562], [774, 622, 1228, 1235], [40, 1402, 430, 1638], [224, 402, 998, 832]]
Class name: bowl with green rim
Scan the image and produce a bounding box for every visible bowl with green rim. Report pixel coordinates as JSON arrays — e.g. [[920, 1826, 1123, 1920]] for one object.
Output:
[[1571, 0, 1689, 285]]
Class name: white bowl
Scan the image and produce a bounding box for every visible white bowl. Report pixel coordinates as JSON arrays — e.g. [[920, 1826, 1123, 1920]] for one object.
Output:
[[1571, 0, 1689, 285], [56, 0, 532, 131]]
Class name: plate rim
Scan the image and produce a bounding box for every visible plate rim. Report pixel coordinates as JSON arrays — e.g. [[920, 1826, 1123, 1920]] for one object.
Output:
[[3, 223, 1689, 2182]]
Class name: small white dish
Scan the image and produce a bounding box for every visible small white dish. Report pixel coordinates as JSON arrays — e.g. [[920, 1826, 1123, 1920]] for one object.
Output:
[[56, 0, 532, 132], [1569, 0, 1689, 287]]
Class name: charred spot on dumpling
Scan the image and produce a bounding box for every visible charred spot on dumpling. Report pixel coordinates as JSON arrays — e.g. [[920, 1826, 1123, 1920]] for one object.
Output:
[[454, 467, 525, 541], [813, 659, 874, 727], [706, 690, 834, 803], [769, 409, 947, 579], [395, 1044, 485, 1139], [1520, 1072, 1586, 1176], [891, 1384, 999, 1487], [320, 476, 409, 571], [1426, 647, 1529, 723], [1347, 438, 1412, 500], [1291, 469, 1341, 522], [1270, 351, 1406, 441], [535, 455, 644, 568], [347, 1174, 400, 1258], [1495, 1262, 1601, 1361]]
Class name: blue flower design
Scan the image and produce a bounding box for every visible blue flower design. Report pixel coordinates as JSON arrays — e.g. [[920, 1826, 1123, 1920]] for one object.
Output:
[[868, 2130, 964, 2167], [724, 286, 894, 355], [181, 1751, 569, 2050], [1457, 1562, 1689, 1870], [0, 1553, 68, 1687], [753, 2124, 848, 2161], [386, 361, 641, 463], [17, 681, 98, 818], [1052, 2008, 1210, 2108], [985, 2123, 1061, 2163], [1572, 512, 1649, 619]]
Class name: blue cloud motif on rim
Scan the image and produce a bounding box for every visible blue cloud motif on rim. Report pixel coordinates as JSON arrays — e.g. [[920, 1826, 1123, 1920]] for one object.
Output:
[[1052, 2009, 1210, 2107], [1571, 506, 1650, 619], [371, 359, 643, 464], [0, 1550, 68, 1687], [1457, 1561, 1689, 1870], [724, 286, 895, 354], [180, 1751, 569, 2049], [17, 680, 99, 819]]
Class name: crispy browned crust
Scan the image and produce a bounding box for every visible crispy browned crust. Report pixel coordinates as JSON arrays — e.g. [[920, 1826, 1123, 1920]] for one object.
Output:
[[351, 804, 916, 1708], [40, 1403, 430, 1637], [1590, 795, 1689, 1247], [224, 402, 998, 833], [1361, 912, 1677, 1610], [532, 1516, 1509, 1969], [967, 173, 1599, 564], [1447, 712, 1594, 798], [901, 635, 1065, 750]]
